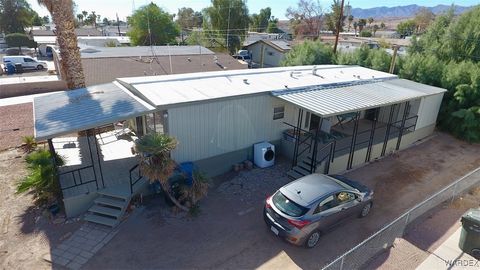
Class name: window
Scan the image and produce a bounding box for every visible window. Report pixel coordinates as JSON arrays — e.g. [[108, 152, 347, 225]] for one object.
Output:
[[336, 192, 356, 204], [145, 110, 168, 134], [273, 106, 285, 120], [272, 191, 309, 217], [314, 195, 338, 214], [24, 58, 34, 62]]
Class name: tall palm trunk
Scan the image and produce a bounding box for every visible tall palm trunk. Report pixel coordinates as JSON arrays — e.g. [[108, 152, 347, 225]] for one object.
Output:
[[38, 0, 85, 90], [159, 181, 189, 212]]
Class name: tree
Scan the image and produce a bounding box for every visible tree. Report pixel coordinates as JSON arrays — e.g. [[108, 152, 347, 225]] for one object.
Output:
[[399, 7, 480, 142], [38, 0, 85, 90], [359, 30, 372, 37], [281, 40, 334, 66], [286, 0, 322, 39], [380, 21, 385, 29], [203, 0, 249, 53], [42, 15, 49, 24], [0, 0, 37, 33], [325, 0, 346, 34], [358, 18, 366, 32], [347, 15, 353, 31], [266, 17, 280, 33], [32, 13, 43, 26], [414, 7, 434, 33], [134, 134, 189, 211], [176, 7, 202, 29], [128, 3, 179, 46], [249, 7, 271, 32], [367, 17, 374, 28], [5, 33, 36, 52], [353, 21, 358, 36], [102, 17, 109, 25], [372, 24, 379, 36], [396, 19, 416, 38], [336, 45, 392, 72], [76, 13, 83, 24]]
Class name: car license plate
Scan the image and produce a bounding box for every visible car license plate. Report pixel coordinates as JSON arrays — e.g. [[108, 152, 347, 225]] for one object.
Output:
[[271, 226, 279, 235]]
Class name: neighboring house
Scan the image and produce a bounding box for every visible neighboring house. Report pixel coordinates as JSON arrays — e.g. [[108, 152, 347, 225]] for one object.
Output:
[[101, 25, 130, 36], [29, 28, 103, 37], [245, 40, 292, 67], [33, 65, 446, 222], [76, 45, 248, 86]]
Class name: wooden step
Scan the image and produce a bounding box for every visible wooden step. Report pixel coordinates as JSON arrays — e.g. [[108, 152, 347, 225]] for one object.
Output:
[[293, 166, 311, 176], [89, 205, 123, 218], [286, 170, 303, 180], [94, 197, 126, 209], [84, 213, 118, 227]]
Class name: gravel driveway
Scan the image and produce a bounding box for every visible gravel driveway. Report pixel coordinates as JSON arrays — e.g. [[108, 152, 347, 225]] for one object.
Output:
[[80, 132, 480, 270]]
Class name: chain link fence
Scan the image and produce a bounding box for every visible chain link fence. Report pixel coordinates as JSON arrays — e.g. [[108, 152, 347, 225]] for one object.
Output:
[[322, 166, 480, 270]]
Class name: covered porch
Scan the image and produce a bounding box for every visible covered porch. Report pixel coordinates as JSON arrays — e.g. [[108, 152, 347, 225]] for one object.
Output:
[[33, 82, 155, 220], [274, 78, 443, 178]]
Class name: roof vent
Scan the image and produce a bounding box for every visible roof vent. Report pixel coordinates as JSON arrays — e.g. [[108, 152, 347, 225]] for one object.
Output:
[[187, 57, 191, 62], [312, 65, 318, 75], [290, 71, 301, 79], [243, 79, 249, 85]]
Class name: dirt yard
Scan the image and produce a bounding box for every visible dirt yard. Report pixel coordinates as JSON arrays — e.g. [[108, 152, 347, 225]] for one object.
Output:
[[1, 132, 479, 270], [366, 187, 480, 269], [82, 132, 480, 270], [0, 103, 34, 150], [0, 148, 82, 270]]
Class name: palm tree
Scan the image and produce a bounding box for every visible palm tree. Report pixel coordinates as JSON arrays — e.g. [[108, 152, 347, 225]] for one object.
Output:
[[38, 0, 85, 89], [135, 133, 189, 211], [347, 15, 354, 32], [368, 17, 374, 28], [77, 13, 84, 25], [353, 21, 358, 36]]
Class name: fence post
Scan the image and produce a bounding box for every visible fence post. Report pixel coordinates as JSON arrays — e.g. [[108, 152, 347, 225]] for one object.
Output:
[[450, 183, 458, 204], [340, 256, 345, 270]]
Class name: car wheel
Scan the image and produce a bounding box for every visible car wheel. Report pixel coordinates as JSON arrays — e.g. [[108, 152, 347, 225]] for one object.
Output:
[[360, 202, 372, 218], [36, 65, 44, 70], [305, 230, 321, 248]]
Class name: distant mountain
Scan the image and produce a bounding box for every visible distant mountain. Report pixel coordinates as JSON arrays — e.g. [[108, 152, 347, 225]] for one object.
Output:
[[350, 4, 473, 19]]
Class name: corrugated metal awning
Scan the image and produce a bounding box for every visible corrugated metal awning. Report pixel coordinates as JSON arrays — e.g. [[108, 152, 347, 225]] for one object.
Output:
[[272, 79, 446, 117], [34, 82, 155, 140]]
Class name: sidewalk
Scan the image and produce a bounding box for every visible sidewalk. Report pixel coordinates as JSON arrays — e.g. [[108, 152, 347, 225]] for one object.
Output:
[[417, 227, 479, 270]]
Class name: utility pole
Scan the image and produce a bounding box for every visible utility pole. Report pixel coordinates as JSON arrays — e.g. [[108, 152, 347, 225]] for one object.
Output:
[[389, 45, 398, 74], [226, 3, 232, 53], [333, 0, 345, 54], [116, 13, 121, 36]]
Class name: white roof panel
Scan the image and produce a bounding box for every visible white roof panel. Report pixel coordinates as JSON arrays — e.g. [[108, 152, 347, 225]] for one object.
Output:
[[34, 82, 155, 140], [120, 65, 397, 107], [274, 79, 446, 117]]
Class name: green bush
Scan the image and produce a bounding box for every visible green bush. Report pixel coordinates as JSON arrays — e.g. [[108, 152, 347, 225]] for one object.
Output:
[[17, 150, 64, 205], [281, 41, 334, 66], [359, 30, 372, 37]]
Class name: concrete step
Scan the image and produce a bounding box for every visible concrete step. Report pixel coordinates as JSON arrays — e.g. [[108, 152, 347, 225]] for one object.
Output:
[[89, 205, 123, 218], [94, 197, 126, 209], [293, 166, 311, 176], [84, 213, 118, 227], [286, 170, 303, 180], [97, 185, 131, 200]]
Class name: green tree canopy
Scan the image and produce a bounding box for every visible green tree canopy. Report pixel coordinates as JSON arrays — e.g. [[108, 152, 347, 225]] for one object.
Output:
[[176, 7, 203, 29], [400, 6, 480, 142], [250, 7, 271, 32], [281, 41, 334, 66], [396, 19, 416, 37], [203, 0, 249, 53], [0, 0, 37, 33], [5, 33, 37, 51], [127, 2, 180, 46]]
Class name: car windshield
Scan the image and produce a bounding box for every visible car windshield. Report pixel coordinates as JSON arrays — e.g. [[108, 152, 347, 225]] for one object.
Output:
[[272, 191, 309, 217]]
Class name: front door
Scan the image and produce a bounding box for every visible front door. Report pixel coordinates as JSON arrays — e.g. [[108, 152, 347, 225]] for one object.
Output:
[[310, 114, 321, 132]]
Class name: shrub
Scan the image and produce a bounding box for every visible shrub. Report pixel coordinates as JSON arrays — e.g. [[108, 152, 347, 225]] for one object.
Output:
[[16, 150, 64, 205], [359, 30, 372, 37]]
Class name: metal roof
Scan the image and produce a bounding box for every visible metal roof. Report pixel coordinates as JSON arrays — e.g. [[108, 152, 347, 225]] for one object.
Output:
[[274, 79, 447, 117], [80, 45, 214, 59], [34, 82, 155, 140], [119, 65, 397, 108]]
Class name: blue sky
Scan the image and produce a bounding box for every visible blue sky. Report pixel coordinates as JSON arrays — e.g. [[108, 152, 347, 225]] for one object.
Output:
[[29, 0, 479, 21]]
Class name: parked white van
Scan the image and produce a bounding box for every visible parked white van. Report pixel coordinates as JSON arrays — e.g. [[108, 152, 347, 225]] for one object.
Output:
[[2, 55, 48, 70]]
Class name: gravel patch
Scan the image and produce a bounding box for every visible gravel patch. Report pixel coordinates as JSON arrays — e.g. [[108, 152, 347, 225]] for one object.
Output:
[[216, 159, 292, 204]]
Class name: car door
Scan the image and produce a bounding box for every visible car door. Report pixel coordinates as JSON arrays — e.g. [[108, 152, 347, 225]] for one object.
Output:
[[334, 191, 363, 222], [23, 57, 35, 69], [310, 195, 342, 231]]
